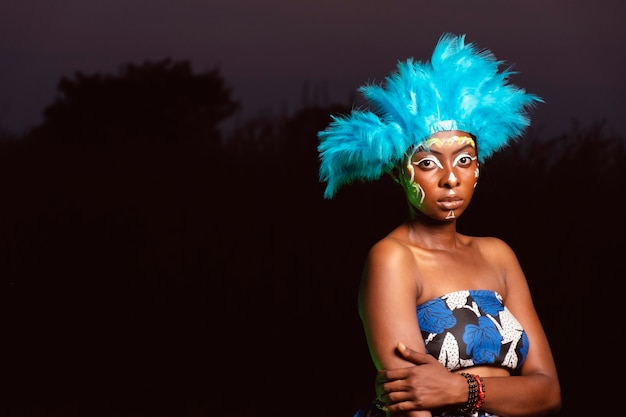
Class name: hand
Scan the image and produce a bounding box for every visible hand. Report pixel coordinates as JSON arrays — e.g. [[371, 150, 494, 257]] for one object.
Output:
[[375, 342, 456, 413]]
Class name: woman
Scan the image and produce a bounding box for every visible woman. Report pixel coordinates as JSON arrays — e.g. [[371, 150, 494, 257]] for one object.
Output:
[[317, 34, 561, 417]]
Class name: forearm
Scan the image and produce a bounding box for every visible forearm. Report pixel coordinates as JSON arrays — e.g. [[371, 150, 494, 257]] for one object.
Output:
[[471, 374, 561, 417]]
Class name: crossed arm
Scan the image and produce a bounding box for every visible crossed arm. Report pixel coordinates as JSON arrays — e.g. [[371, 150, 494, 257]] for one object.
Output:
[[376, 342, 561, 416]]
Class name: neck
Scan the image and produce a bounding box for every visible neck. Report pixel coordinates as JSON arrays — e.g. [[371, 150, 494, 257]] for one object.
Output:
[[405, 212, 460, 251]]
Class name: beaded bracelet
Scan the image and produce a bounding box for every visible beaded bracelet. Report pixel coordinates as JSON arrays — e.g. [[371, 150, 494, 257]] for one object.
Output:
[[458, 373, 486, 414], [458, 373, 479, 414], [473, 374, 486, 410]]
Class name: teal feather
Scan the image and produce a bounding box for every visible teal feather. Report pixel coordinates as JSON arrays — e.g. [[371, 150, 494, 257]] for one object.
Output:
[[318, 33, 543, 199]]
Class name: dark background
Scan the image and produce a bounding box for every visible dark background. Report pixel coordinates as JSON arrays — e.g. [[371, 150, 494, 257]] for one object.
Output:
[[0, 60, 624, 417], [2, 1, 625, 139]]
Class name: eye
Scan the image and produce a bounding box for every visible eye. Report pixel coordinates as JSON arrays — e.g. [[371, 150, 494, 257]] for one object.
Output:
[[453, 153, 477, 168], [413, 156, 443, 170]]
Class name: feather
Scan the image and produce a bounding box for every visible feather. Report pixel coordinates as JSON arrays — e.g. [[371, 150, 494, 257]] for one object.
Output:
[[317, 33, 543, 198]]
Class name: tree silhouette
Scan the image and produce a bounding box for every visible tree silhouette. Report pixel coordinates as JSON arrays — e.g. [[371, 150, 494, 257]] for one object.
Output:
[[29, 59, 239, 145]]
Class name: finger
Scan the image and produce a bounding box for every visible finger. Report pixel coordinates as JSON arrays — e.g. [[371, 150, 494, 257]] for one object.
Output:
[[396, 342, 429, 364], [376, 390, 412, 411], [385, 399, 419, 414], [376, 369, 392, 383], [377, 367, 412, 383], [377, 367, 415, 383]]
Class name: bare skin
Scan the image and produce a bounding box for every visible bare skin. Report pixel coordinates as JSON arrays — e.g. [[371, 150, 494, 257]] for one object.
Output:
[[358, 130, 561, 416]]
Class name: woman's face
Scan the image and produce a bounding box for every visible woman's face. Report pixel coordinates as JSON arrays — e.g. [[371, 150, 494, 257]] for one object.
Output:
[[398, 131, 479, 221]]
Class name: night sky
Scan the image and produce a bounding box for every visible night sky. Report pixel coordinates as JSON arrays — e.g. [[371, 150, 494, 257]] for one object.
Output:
[[1, 0, 625, 138]]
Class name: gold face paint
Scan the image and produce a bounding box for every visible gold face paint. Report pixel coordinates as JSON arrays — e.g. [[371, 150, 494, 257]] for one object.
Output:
[[422, 135, 475, 150]]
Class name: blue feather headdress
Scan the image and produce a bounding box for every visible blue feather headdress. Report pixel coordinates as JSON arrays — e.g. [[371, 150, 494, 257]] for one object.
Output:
[[318, 33, 542, 199]]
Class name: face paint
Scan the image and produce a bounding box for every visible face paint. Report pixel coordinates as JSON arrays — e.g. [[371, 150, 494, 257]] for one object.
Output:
[[407, 163, 415, 182], [413, 183, 425, 206], [474, 164, 480, 188], [413, 155, 444, 170], [423, 135, 476, 150], [401, 133, 478, 220], [403, 162, 425, 208], [452, 152, 477, 167]]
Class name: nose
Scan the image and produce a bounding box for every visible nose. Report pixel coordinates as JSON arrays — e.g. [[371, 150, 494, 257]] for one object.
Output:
[[441, 169, 460, 188]]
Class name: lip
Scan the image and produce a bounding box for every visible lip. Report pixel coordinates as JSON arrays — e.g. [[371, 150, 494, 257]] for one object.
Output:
[[437, 197, 463, 210]]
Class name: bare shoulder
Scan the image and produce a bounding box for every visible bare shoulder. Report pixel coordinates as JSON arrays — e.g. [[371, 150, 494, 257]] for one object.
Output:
[[471, 235, 519, 263], [368, 235, 414, 264], [363, 235, 419, 288], [471, 235, 528, 301], [359, 235, 422, 321]]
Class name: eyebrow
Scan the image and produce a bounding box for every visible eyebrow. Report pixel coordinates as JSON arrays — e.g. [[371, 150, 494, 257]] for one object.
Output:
[[414, 144, 476, 157]]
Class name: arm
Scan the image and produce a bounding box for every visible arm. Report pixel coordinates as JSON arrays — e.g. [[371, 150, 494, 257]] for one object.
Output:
[[388, 340, 561, 417], [479, 239, 561, 416], [358, 238, 431, 417]]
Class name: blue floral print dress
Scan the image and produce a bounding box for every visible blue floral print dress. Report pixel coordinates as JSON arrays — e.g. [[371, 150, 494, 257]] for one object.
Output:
[[354, 290, 529, 417]]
